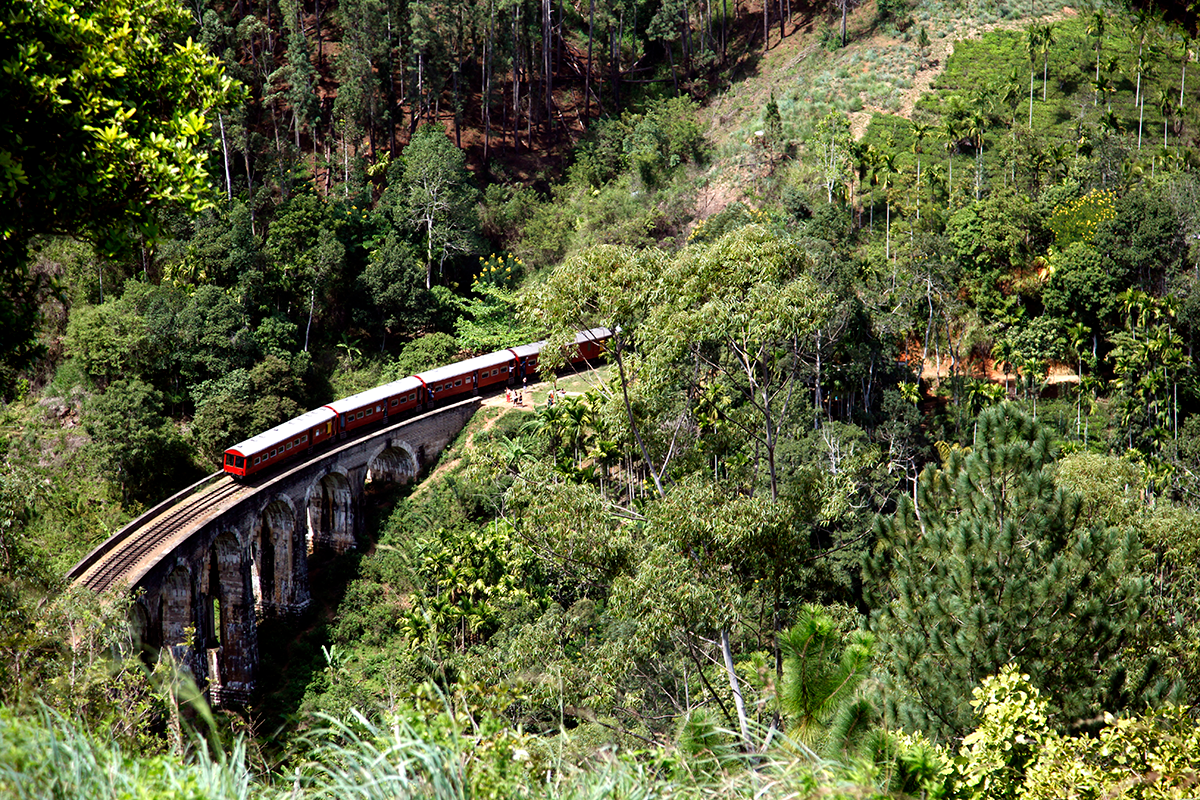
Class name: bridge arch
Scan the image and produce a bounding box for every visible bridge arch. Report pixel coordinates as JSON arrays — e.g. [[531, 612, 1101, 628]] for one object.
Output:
[[366, 439, 419, 485], [306, 469, 357, 554], [252, 496, 310, 617]]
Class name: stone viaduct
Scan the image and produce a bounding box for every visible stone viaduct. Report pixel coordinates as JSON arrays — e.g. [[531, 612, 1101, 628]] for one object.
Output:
[[67, 399, 481, 706]]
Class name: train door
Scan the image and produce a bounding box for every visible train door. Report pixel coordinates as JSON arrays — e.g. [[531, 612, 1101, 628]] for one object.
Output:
[[339, 413, 347, 439]]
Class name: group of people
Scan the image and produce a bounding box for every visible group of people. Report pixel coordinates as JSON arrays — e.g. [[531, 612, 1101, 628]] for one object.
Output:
[[504, 379, 567, 408]]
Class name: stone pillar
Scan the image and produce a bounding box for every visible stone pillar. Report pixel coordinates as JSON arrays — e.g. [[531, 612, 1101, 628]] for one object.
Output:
[[208, 532, 258, 705]]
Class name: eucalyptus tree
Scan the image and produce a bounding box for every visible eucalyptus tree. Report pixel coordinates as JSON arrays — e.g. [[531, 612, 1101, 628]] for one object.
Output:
[[644, 224, 830, 502], [523, 244, 669, 497], [276, 0, 320, 154], [814, 111, 853, 205], [392, 125, 479, 289]]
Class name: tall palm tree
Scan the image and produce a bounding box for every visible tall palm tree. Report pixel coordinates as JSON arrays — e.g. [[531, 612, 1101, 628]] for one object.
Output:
[[1039, 23, 1056, 101], [941, 117, 960, 210], [1138, 59, 1156, 150], [1087, 11, 1105, 105], [880, 149, 898, 260], [1179, 30, 1191, 108], [966, 102, 987, 199], [909, 119, 929, 222], [1157, 85, 1174, 148]]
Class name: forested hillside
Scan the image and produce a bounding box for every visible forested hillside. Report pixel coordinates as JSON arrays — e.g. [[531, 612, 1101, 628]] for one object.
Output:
[[7, 0, 1200, 796]]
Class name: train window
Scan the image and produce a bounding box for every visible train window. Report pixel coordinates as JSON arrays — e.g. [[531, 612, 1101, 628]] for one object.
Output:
[[376, 405, 382, 412], [391, 398, 399, 407], [357, 410, 364, 419], [301, 434, 308, 442], [455, 379, 462, 386], [285, 442, 292, 451], [235, 456, 244, 468], [366, 408, 373, 416], [501, 366, 508, 372], [410, 393, 417, 401], [270, 449, 276, 457], [254, 456, 260, 465], [225, 454, 233, 465]]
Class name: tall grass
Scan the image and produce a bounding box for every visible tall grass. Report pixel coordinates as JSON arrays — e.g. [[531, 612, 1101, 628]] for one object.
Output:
[[0, 703, 896, 800], [0, 705, 257, 800]]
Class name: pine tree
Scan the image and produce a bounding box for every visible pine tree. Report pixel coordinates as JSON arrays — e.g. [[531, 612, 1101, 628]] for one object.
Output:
[[866, 404, 1151, 741]]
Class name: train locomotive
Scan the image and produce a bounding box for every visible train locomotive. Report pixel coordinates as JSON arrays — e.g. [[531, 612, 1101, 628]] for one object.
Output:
[[221, 328, 611, 478]]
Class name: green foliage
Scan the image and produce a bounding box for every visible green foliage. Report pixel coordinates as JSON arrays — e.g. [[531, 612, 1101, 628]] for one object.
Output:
[[382, 333, 460, 381], [189, 356, 305, 464], [83, 379, 196, 503], [951, 665, 1050, 800], [64, 296, 151, 387], [686, 204, 774, 245], [0, 704, 254, 800], [0, 0, 235, 389], [569, 97, 705, 190], [1042, 241, 1121, 328], [0, 0, 234, 252], [949, 668, 1200, 800], [355, 231, 433, 340], [867, 404, 1148, 741]]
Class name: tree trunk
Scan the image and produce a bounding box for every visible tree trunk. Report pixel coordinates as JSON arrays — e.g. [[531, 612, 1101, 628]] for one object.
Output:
[[721, 629, 752, 749], [513, 6, 520, 151], [218, 112, 232, 201], [315, 0, 323, 65], [543, 0, 552, 131], [484, 6, 493, 161], [304, 286, 315, 352], [585, 0, 594, 123], [613, 334, 665, 498], [763, 0, 768, 53]]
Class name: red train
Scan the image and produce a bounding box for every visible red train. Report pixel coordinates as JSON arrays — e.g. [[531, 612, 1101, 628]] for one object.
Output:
[[221, 328, 610, 478]]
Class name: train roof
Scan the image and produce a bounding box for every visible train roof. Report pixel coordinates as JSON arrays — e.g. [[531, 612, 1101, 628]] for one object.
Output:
[[416, 350, 512, 385], [226, 405, 337, 456], [509, 341, 542, 358], [325, 375, 424, 414], [574, 327, 611, 345], [509, 328, 611, 359]]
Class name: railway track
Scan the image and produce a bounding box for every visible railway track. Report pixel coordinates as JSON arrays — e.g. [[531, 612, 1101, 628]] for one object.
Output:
[[74, 477, 247, 593]]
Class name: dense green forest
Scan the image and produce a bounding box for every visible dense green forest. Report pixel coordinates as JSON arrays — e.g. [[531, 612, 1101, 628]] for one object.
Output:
[[7, 0, 1200, 795]]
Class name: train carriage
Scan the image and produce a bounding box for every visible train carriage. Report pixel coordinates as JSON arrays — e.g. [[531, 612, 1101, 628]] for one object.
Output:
[[414, 351, 507, 405], [223, 405, 338, 478], [325, 376, 424, 438], [221, 328, 612, 478]]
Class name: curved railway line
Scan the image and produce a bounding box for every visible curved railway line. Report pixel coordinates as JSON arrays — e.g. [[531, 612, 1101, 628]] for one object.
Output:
[[70, 475, 251, 593]]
